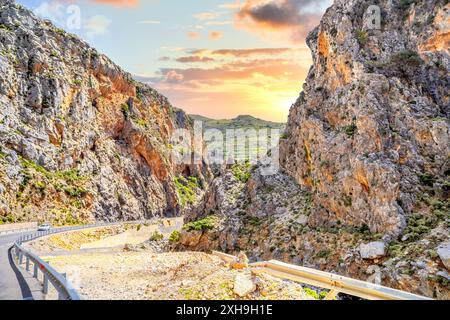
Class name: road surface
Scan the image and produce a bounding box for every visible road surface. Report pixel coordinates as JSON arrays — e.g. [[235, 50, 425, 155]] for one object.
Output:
[[0, 231, 44, 300]]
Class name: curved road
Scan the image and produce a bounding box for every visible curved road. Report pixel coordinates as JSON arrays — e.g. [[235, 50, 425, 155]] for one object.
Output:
[[0, 231, 43, 300]]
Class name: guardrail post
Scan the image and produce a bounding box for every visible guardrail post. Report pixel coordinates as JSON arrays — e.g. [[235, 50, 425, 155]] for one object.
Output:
[[33, 262, 38, 278], [43, 274, 49, 294], [19, 252, 23, 265], [26, 256, 30, 271], [57, 273, 67, 300]]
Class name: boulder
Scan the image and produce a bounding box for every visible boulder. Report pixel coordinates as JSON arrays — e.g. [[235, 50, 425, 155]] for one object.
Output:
[[359, 242, 386, 260], [437, 242, 450, 270], [233, 272, 256, 297], [179, 230, 203, 247]]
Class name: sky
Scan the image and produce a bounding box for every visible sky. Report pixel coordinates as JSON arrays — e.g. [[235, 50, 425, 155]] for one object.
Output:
[[17, 0, 333, 122]]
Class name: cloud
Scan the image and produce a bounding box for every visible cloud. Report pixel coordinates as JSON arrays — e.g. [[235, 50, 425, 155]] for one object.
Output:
[[191, 47, 307, 57], [85, 15, 111, 38], [90, 0, 140, 7], [34, 1, 65, 25], [234, 0, 330, 44], [138, 45, 312, 121], [164, 70, 184, 83], [138, 20, 160, 24], [209, 31, 223, 40], [205, 20, 234, 26], [219, 1, 242, 10], [193, 11, 223, 20], [188, 31, 201, 39], [176, 56, 215, 63]]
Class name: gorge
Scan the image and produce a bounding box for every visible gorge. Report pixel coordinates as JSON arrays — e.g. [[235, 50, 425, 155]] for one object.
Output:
[[0, 0, 449, 299]]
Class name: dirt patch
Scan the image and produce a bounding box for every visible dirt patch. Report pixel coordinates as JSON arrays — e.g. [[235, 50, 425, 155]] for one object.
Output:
[[42, 250, 318, 300]]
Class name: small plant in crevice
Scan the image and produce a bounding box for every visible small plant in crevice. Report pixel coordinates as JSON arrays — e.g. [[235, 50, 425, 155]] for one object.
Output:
[[344, 124, 358, 137], [356, 30, 368, 47]]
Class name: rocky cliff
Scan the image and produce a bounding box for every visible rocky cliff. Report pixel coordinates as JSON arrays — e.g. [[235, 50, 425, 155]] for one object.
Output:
[[280, 0, 449, 238], [179, 0, 449, 298], [0, 0, 209, 225]]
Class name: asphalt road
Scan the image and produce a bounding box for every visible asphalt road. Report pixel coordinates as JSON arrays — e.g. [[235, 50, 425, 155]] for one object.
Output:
[[0, 231, 43, 300]]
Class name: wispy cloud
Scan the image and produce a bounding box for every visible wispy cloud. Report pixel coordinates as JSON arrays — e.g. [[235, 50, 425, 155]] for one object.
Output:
[[205, 20, 234, 26], [85, 15, 111, 38], [90, 0, 140, 7], [191, 47, 308, 57], [138, 20, 160, 24], [209, 31, 223, 40], [34, 1, 64, 25], [187, 31, 201, 39], [193, 11, 224, 20], [176, 56, 215, 63]]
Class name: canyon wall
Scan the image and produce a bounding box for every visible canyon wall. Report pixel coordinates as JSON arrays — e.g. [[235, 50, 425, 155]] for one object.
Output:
[[280, 0, 449, 237], [0, 0, 209, 224]]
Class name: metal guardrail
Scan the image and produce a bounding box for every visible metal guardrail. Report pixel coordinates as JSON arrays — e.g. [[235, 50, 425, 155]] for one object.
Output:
[[212, 251, 432, 301], [12, 221, 149, 300]]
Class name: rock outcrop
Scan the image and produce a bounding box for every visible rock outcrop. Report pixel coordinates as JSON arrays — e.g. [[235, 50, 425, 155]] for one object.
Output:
[[280, 0, 449, 237], [0, 0, 209, 224], [180, 0, 449, 299]]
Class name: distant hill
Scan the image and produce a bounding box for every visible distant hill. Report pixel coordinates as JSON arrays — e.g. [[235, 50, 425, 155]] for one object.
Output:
[[189, 114, 286, 133]]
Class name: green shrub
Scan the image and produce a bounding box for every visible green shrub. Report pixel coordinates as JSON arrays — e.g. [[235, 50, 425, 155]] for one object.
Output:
[[64, 186, 88, 198], [20, 157, 48, 175], [55, 28, 66, 35], [183, 215, 218, 232], [150, 231, 164, 241], [402, 213, 439, 242], [356, 30, 368, 47], [343, 195, 353, 207], [0, 214, 15, 224], [0, 24, 11, 32], [390, 50, 423, 68], [174, 176, 201, 206], [34, 181, 46, 191], [231, 162, 252, 183], [303, 288, 328, 300], [56, 169, 85, 183], [315, 249, 332, 259], [134, 118, 147, 127], [419, 173, 435, 187], [344, 124, 358, 137], [121, 103, 130, 117], [169, 230, 180, 243]]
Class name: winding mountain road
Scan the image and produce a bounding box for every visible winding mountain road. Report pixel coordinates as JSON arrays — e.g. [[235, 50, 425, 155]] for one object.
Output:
[[0, 231, 43, 300]]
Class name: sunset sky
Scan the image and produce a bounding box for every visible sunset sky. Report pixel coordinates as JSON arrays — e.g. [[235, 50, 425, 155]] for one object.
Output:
[[18, 0, 333, 122]]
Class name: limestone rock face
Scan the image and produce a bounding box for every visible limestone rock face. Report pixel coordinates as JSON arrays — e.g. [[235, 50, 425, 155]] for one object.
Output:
[[359, 241, 386, 260], [437, 242, 450, 270], [0, 1, 209, 224], [280, 0, 449, 236]]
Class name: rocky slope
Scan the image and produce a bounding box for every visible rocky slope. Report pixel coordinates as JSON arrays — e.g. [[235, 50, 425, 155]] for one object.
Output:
[[180, 0, 450, 299], [0, 0, 209, 225], [280, 0, 449, 238]]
